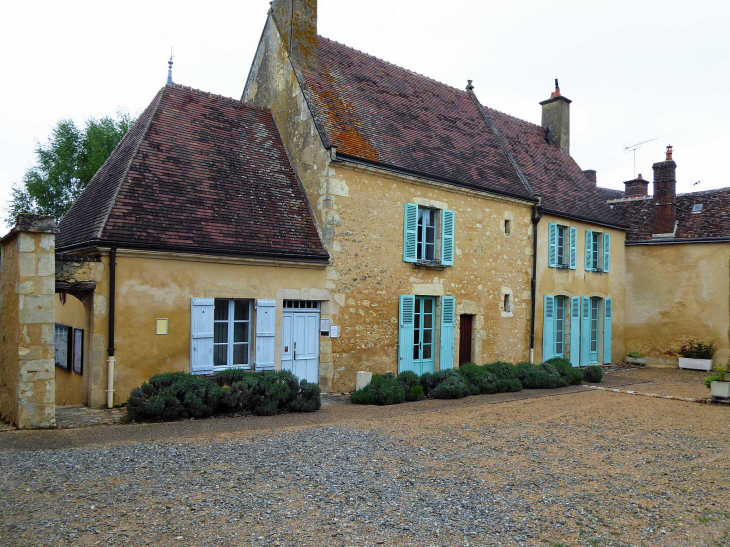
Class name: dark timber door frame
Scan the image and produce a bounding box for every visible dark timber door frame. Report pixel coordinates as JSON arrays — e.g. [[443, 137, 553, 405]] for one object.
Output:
[[459, 314, 473, 365]]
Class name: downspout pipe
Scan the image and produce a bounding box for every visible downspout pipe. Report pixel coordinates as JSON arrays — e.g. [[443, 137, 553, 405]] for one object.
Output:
[[529, 203, 543, 363], [107, 247, 116, 408]]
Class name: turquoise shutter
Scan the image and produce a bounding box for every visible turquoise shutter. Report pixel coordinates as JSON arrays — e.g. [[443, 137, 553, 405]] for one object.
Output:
[[398, 295, 416, 373], [603, 233, 611, 272], [580, 296, 591, 366], [584, 230, 593, 271], [403, 203, 418, 263], [603, 298, 613, 364], [441, 209, 455, 266], [569, 296, 581, 367], [569, 227, 577, 270], [439, 296, 455, 370], [542, 295, 555, 362], [548, 223, 557, 268], [190, 298, 214, 373]]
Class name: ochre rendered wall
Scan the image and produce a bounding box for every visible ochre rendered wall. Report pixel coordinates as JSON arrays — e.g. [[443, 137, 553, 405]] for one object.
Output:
[[625, 242, 730, 367], [87, 254, 328, 405], [245, 14, 535, 391], [54, 294, 86, 405], [535, 214, 626, 364]]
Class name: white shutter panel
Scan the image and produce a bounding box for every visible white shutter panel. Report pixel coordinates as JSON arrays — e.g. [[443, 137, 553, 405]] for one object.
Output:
[[603, 233, 611, 272], [255, 299, 276, 371], [441, 210, 455, 266], [548, 223, 557, 268], [190, 298, 214, 374], [585, 230, 593, 271], [398, 295, 416, 374], [542, 295, 555, 362], [403, 203, 418, 263], [603, 298, 613, 364], [569, 296, 581, 367]]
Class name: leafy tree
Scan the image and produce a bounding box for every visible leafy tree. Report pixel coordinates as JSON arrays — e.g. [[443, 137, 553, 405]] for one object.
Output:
[[7, 112, 135, 223]]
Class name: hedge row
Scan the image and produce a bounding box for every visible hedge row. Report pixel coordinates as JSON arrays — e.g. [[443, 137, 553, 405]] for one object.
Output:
[[126, 370, 321, 422], [350, 358, 602, 405]]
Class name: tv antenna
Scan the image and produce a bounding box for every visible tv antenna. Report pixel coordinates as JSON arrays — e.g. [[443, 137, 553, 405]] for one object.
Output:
[[624, 137, 657, 178]]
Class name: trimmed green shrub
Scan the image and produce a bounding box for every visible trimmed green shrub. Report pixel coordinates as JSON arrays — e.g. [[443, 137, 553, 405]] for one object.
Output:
[[430, 374, 470, 399], [584, 365, 603, 383], [288, 380, 322, 412], [127, 370, 321, 421], [351, 373, 406, 405], [495, 378, 523, 392], [484, 362, 519, 380], [127, 372, 223, 421], [457, 363, 497, 395], [420, 369, 459, 395], [546, 358, 584, 385], [409, 385, 425, 401], [515, 362, 567, 389], [420, 372, 434, 395], [397, 371, 422, 401]]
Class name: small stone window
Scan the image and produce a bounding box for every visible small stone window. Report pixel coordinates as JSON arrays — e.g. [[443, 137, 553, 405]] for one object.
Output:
[[504, 294, 512, 313], [504, 219, 512, 236]]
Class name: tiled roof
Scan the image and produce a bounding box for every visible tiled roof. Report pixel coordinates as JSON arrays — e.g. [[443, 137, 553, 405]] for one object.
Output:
[[609, 187, 730, 241], [299, 38, 533, 200], [483, 106, 626, 228], [58, 85, 329, 261], [597, 187, 625, 200]]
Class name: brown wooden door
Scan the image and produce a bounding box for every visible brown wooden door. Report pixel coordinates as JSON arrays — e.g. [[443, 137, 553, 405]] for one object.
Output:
[[459, 315, 473, 365]]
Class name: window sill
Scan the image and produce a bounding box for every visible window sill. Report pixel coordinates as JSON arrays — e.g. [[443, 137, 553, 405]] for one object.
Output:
[[412, 261, 448, 271], [552, 264, 570, 270]]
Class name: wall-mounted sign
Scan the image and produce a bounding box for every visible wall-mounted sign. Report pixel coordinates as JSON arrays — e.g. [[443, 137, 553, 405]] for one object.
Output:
[[330, 325, 339, 339], [320, 318, 331, 334], [156, 318, 169, 335]]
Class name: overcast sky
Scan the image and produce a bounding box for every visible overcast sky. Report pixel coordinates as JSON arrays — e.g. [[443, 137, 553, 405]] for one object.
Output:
[[1, 0, 728, 231]]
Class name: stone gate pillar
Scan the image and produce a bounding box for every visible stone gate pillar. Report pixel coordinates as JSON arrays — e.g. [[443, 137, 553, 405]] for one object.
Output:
[[0, 215, 57, 428]]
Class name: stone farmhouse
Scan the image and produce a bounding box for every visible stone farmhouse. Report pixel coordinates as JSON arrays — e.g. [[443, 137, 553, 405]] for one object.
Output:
[[0, 0, 726, 428]]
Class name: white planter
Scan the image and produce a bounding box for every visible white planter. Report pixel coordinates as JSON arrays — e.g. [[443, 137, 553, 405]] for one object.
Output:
[[711, 381, 730, 400], [356, 371, 373, 391], [678, 357, 712, 371], [626, 356, 647, 365]]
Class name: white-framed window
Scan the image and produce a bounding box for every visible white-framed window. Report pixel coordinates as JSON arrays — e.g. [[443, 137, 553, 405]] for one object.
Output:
[[555, 296, 565, 357], [591, 232, 601, 271], [556, 225, 567, 267], [548, 223, 576, 269], [417, 208, 437, 261], [213, 299, 252, 368], [585, 230, 611, 273]]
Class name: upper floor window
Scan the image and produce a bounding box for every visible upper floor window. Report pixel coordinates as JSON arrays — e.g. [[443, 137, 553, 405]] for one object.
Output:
[[403, 203, 455, 266], [585, 230, 611, 273], [417, 208, 437, 261], [548, 223, 576, 269]]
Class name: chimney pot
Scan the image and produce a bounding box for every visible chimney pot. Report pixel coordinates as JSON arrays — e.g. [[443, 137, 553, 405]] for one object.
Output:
[[624, 174, 649, 197], [582, 169, 597, 184]]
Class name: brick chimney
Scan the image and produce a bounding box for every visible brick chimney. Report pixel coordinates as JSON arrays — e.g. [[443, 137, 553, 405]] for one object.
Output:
[[540, 79, 571, 154], [624, 173, 649, 197], [271, 0, 318, 70], [652, 145, 677, 235]]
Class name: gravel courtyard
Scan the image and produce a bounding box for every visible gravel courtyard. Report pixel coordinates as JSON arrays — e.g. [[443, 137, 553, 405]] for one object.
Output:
[[1, 374, 728, 546]]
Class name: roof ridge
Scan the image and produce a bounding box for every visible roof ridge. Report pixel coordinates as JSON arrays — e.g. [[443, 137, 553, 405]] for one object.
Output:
[[93, 86, 168, 240], [483, 103, 542, 131], [167, 83, 273, 113], [318, 35, 467, 96], [678, 186, 730, 197]]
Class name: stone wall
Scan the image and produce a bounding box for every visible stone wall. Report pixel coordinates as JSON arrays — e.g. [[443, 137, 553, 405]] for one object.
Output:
[[0, 215, 57, 428]]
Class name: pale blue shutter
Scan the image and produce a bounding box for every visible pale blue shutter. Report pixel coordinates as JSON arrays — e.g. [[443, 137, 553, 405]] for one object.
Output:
[[190, 298, 214, 373], [439, 296, 455, 370], [585, 230, 593, 271], [255, 299, 276, 370], [403, 203, 418, 263], [569, 296, 581, 367], [542, 295, 555, 362], [398, 295, 416, 373], [603, 233, 611, 272], [569, 227, 577, 270], [441, 209, 455, 266], [548, 223, 557, 268], [603, 297, 613, 364], [580, 296, 591, 366]]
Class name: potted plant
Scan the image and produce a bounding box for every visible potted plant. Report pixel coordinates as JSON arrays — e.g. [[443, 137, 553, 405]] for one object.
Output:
[[626, 350, 647, 366], [677, 340, 714, 371], [705, 367, 730, 400]]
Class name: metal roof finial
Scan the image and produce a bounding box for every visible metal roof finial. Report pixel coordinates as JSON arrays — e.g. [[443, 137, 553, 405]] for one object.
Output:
[[166, 48, 174, 85]]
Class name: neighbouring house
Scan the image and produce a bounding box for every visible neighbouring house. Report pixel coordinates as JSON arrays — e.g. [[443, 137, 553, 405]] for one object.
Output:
[[599, 147, 730, 367]]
